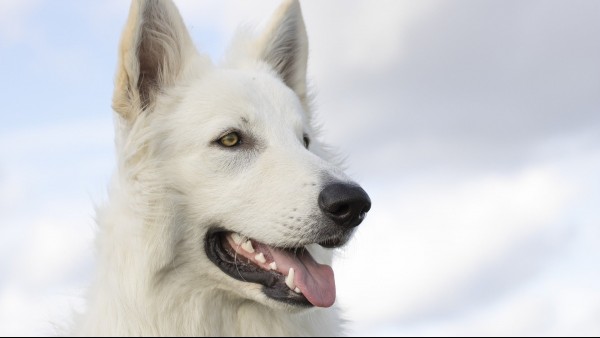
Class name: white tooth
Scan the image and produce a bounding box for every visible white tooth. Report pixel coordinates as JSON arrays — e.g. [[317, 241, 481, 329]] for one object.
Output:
[[255, 252, 266, 264], [241, 240, 255, 253], [231, 233, 244, 245], [294, 287, 301, 294], [269, 262, 277, 270], [285, 268, 295, 290]]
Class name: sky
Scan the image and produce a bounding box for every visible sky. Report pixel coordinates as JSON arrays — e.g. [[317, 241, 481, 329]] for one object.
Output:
[[1, 0, 600, 336]]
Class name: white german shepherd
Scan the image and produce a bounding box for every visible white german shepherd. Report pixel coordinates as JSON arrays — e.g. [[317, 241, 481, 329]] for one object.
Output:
[[73, 0, 370, 335]]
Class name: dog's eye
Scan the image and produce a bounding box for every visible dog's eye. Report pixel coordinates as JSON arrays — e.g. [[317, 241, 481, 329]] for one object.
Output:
[[219, 132, 241, 147], [303, 135, 310, 149]]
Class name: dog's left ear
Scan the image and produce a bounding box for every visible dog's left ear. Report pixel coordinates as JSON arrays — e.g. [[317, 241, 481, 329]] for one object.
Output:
[[255, 0, 309, 103]]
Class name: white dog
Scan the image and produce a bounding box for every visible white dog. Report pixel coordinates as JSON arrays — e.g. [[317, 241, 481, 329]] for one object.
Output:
[[73, 0, 370, 335]]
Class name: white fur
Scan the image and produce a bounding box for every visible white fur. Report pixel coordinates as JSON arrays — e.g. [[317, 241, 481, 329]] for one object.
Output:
[[73, 0, 353, 336]]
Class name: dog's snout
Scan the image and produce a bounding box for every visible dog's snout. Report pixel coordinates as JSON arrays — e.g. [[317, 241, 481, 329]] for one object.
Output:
[[318, 183, 371, 228]]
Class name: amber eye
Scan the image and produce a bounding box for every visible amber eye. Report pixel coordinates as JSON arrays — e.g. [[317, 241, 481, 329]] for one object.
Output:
[[219, 132, 240, 147], [303, 135, 310, 149]]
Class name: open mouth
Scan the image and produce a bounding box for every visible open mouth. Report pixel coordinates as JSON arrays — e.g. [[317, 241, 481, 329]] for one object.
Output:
[[205, 230, 337, 308]]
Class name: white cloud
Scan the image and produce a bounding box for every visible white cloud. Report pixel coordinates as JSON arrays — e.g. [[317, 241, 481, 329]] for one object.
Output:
[[0, 281, 86, 336], [302, 1, 436, 79], [335, 140, 600, 335], [0, 118, 110, 335], [0, 192, 96, 337], [17, 215, 95, 287], [335, 163, 577, 323], [0, 0, 40, 42], [304, 0, 600, 178]]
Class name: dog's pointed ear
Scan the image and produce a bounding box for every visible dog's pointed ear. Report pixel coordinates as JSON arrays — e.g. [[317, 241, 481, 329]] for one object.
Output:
[[113, 0, 195, 123], [256, 0, 309, 103]]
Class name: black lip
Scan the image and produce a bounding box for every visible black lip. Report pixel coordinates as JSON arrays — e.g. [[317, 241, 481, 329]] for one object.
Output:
[[204, 229, 312, 307]]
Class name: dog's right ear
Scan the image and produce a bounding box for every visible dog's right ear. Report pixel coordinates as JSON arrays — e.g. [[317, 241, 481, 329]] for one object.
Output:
[[113, 0, 195, 124]]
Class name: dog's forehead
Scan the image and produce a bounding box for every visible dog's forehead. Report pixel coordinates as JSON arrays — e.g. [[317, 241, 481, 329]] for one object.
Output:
[[181, 69, 308, 128]]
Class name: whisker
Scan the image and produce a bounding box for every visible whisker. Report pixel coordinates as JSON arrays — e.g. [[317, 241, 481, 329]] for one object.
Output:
[[234, 236, 248, 282]]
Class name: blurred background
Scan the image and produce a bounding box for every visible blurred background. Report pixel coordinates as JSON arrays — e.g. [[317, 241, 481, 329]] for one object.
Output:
[[1, 0, 599, 335]]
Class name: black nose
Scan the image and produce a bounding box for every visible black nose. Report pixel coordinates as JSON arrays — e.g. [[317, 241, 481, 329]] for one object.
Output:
[[319, 183, 371, 228]]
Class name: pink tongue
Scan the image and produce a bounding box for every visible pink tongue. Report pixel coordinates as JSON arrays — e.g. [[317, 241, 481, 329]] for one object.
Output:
[[268, 247, 336, 308]]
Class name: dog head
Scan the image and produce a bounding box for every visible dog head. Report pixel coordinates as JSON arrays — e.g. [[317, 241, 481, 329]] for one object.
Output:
[[113, 0, 370, 310]]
